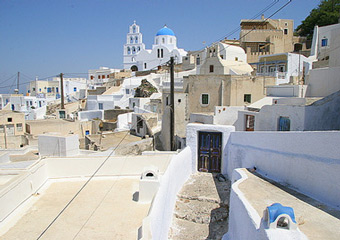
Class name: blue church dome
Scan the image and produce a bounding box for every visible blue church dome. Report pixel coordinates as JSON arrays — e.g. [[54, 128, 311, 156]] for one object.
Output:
[[156, 26, 175, 36]]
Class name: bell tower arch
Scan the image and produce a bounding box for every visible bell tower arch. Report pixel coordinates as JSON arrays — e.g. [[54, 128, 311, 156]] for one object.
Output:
[[123, 21, 145, 70]]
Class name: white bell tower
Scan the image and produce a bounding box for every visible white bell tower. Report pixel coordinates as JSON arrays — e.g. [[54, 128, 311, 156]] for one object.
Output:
[[123, 21, 145, 71]]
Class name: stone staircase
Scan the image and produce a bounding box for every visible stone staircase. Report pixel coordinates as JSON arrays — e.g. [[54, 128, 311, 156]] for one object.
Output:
[[169, 173, 231, 240]]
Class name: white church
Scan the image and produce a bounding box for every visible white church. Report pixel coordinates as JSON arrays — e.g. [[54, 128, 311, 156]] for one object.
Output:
[[123, 21, 187, 71]]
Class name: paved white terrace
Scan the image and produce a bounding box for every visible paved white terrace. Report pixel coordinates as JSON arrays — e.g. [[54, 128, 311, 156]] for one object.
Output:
[[1, 177, 148, 239]]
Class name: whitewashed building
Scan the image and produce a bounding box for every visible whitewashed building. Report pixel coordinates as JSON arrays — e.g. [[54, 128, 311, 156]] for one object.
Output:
[[123, 21, 146, 70], [123, 22, 187, 71]]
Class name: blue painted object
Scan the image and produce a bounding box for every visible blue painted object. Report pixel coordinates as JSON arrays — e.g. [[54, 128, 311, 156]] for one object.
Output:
[[156, 26, 175, 36], [267, 203, 296, 224]]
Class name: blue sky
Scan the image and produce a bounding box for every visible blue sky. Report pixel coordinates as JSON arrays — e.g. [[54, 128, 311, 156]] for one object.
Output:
[[0, 0, 320, 93]]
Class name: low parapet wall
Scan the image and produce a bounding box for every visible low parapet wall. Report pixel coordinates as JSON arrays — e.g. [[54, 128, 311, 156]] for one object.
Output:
[[0, 154, 173, 226], [226, 131, 340, 209], [143, 147, 192, 240]]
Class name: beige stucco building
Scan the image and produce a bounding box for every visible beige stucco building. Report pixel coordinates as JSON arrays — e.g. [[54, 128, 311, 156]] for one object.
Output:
[[0, 111, 27, 149], [240, 16, 308, 63]]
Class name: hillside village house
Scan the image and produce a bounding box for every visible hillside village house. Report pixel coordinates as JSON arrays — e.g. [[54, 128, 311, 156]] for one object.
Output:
[[160, 43, 275, 150], [239, 15, 308, 63], [27, 77, 87, 101], [88, 67, 121, 86], [252, 52, 313, 85], [0, 110, 26, 149]]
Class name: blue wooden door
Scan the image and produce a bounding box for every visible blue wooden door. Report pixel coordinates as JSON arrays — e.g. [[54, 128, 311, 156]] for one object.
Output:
[[198, 132, 222, 173]]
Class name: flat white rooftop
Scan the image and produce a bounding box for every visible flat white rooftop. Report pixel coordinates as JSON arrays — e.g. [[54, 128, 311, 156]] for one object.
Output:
[[1, 177, 149, 239]]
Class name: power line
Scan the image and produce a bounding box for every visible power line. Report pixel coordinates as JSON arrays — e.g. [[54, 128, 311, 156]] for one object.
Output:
[[36, 107, 154, 239], [0, 73, 17, 86]]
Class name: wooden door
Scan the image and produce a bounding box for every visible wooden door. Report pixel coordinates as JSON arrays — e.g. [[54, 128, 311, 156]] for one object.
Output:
[[198, 132, 222, 173]]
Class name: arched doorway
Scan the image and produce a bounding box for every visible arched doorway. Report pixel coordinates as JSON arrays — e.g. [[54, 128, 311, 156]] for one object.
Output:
[[131, 65, 138, 71]]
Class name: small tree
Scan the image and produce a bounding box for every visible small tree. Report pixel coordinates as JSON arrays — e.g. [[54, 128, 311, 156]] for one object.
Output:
[[295, 0, 340, 39]]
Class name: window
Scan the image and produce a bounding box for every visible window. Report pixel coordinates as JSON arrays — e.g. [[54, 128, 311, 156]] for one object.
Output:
[[278, 65, 285, 72], [8, 117, 12, 122], [30, 101, 33, 105], [132, 47, 136, 54], [278, 117, 290, 131], [196, 57, 200, 65], [59, 110, 66, 119], [11, 104, 14, 110], [85, 130, 90, 135], [137, 46, 140, 51], [127, 47, 131, 54], [220, 55, 224, 59], [244, 94, 251, 103], [107, 75, 109, 78], [269, 66, 276, 72], [156, 39, 158, 44], [235, 57, 239, 61], [33, 87, 36, 91], [166, 96, 169, 106], [259, 44, 265, 52], [56, 87, 59, 93], [39, 88, 42, 92], [157, 49, 160, 58], [39, 101, 42, 107], [144, 63, 147, 69], [321, 38, 328, 47], [98, 75, 101, 79], [73, 87, 77, 92], [98, 103, 103, 110], [16, 123, 23, 132], [135, 36, 138, 43], [130, 37, 133, 43], [102, 75, 105, 79], [284, 29, 288, 35], [133, 26, 136, 33], [201, 94, 209, 105], [126, 89, 130, 94], [178, 99, 181, 103], [209, 65, 214, 73], [90, 76, 94, 80], [0, 125, 4, 133], [161, 49, 164, 58], [162, 38, 165, 44], [47, 87, 51, 93]]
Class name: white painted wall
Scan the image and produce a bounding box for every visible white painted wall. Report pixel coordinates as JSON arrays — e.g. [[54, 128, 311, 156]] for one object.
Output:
[[0, 161, 48, 223], [266, 85, 307, 98], [223, 169, 262, 240], [116, 112, 132, 131], [38, 134, 80, 157], [214, 106, 245, 125], [225, 131, 340, 209], [78, 110, 104, 121], [224, 168, 307, 240], [306, 67, 340, 97], [186, 124, 235, 174], [145, 147, 192, 240]]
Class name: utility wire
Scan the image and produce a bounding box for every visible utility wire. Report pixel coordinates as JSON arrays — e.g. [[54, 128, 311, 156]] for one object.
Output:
[[37, 106, 154, 240]]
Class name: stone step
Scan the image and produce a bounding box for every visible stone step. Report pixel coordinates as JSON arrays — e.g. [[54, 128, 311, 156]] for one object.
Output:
[[169, 218, 228, 240], [174, 198, 228, 224]]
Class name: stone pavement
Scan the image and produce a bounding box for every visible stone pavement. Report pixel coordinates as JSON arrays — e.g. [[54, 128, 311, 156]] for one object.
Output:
[[169, 172, 231, 240]]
